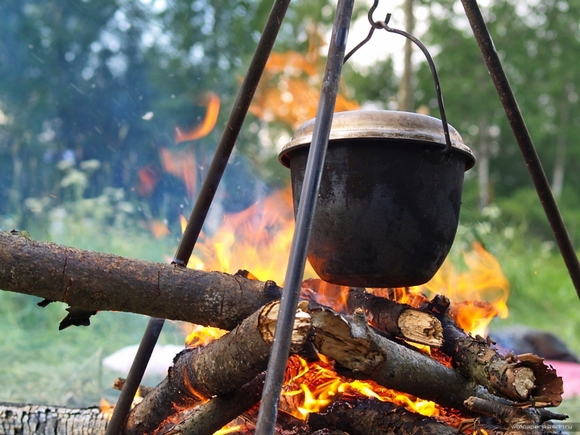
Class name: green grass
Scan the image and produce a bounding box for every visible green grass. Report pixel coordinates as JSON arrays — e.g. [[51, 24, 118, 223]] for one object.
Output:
[[490, 247, 580, 423], [0, 292, 189, 406], [0, 222, 187, 408]]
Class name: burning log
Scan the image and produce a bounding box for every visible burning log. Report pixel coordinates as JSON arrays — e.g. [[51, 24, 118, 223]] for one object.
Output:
[[301, 280, 443, 347], [429, 295, 563, 405], [157, 373, 266, 435], [463, 396, 568, 435], [309, 304, 491, 412], [346, 286, 444, 347], [308, 398, 458, 435], [123, 301, 312, 434], [124, 300, 497, 434], [0, 231, 281, 330], [129, 298, 508, 433], [0, 402, 108, 435]]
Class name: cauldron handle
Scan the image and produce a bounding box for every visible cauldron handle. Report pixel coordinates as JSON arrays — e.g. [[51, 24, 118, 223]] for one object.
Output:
[[344, 1, 452, 159]]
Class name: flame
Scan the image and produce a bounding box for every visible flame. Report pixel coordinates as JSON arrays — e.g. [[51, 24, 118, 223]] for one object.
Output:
[[138, 91, 220, 236], [179, 214, 188, 234], [300, 278, 350, 313], [188, 186, 315, 283], [213, 426, 243, 435], [420, 242, 510, 336], [250, 34, 359, 129], [370, 287, 431, 308], [137, 165, 161, 197], [175, 91, 220, 144], [100, 397, 114, 420], [184, 323, 227, 348], [281, 354, 441, 420], [149, 219, 171, 239], [159, 147, 199, 198], [100, 388, 143, 421]]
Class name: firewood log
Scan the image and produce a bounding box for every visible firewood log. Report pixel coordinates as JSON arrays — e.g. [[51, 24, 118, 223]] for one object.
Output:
[[464, 396, 568, 435], [123, 301, 312, 434], [156, 373, 265, 435], [308, 304, 488, 413], [0, 402, 108, 435], [345, 286, 443, 347], [428, 295, 563, 405], [0, 231, 281, 330], [308, 397, 458, 435]]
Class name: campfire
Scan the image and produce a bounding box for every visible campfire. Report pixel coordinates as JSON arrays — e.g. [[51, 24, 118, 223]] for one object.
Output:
[[101, 68, 565, 432], [102, 184, 562, 435], [0, 198, 568, 434]]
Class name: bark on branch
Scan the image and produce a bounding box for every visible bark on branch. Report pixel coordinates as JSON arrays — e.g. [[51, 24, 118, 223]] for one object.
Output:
[[0, 231, 281, 330], [308, 398, 458, 435], [429, 295, 563, 405]]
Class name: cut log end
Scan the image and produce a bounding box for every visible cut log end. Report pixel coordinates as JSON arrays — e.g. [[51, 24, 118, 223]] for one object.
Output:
[[259, 300, 312, 352], [398, 309, 444, 347], [513, 367, 536, 398]]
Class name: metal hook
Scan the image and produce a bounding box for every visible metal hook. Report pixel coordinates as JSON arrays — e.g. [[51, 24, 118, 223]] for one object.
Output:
[[343, 0, 453, 157], [343, 0, 385, 63]]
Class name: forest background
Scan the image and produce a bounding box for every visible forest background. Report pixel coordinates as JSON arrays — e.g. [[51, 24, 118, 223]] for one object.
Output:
[[1, 0, 580, 421]]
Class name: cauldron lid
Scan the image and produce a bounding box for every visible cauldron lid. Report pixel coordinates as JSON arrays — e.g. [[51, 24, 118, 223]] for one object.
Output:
[[279, 110, 475, 170]]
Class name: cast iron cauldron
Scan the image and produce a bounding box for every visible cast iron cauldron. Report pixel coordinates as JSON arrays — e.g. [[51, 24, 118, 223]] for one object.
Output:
[[279, 110, 476, 288]]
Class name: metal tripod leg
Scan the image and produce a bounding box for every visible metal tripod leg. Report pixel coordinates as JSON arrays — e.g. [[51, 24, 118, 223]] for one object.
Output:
[[254, 0, 354, 433]]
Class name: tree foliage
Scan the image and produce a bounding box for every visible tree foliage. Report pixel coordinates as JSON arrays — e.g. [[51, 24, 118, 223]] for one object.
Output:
[[0, 0, 344, 235], [414, 0, 580, 243]]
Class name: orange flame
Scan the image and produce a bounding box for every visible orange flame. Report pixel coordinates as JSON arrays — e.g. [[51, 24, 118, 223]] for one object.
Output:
[[250, 40, 359, 129], [188, 186, 315, 283], [137, 165, 161, 197], [281, 354, 441, 420], [100, 388, 143, 421], [159, 148, 199, 198], [100, 398, 114, 420], [138, 91, 220, 235], [213, 425, 243, 435], [420, 242, 510, 336], [371, 287, 431, 308], [179, 214, 188, 234], [175, 91, 220, 144], [149, 219, 171, 239], [184, 324, 227, 348]]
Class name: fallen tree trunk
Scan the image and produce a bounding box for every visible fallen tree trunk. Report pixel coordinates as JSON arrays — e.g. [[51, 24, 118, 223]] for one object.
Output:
[[0, 231, 281, 330], [0, 402, 108, 435]]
